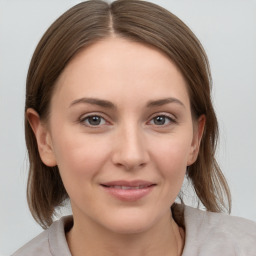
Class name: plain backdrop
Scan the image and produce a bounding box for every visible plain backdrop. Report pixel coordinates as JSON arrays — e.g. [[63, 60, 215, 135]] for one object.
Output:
[[0, 0, 256, 255]]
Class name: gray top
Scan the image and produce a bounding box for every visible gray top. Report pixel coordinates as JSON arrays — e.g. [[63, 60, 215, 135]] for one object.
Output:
[[12, 205, 256, 256]]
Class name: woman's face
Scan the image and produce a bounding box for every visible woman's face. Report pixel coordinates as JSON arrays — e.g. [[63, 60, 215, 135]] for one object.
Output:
[[33, 37, 204, 234]]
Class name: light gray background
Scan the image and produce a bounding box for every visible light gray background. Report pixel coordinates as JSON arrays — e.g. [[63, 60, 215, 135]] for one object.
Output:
[[0, 0, 255, 255]]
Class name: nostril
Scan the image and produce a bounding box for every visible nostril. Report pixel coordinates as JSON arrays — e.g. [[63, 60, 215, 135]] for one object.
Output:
[[111, 137, 150, 170]]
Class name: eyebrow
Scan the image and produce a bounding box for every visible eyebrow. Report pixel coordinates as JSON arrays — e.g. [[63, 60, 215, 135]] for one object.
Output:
[[146, 97, 185, 108], [69, 97, 185, 109], [70, 98, 116, 109]]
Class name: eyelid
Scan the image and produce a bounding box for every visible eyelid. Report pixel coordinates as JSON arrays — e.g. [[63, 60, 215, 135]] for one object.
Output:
[[79, 112, 111, 127], [77, 111, 177, 128], [147, 112, 177, 126], [149, 112, 176, 121]]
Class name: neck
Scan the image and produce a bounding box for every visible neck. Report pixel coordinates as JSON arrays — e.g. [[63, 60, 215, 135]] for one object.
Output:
[[66, 211, 184, 256]]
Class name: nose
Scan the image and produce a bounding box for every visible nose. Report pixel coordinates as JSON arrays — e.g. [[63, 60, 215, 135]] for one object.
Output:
[[111, 123, 150, 171]]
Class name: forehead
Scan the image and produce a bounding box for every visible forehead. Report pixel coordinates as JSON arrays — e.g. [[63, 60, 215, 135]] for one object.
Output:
[[53, 37, 190, 108]]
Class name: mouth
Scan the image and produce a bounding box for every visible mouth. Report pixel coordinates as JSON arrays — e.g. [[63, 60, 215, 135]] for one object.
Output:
[[101, 184, 155, 190], [100, 180, 156, 201]]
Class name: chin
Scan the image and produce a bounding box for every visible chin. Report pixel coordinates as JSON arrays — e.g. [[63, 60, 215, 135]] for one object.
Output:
[[99, 208, 163, 235]]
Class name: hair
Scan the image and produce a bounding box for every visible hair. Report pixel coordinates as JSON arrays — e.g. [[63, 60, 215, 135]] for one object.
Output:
[[25, 0, 231, 229]]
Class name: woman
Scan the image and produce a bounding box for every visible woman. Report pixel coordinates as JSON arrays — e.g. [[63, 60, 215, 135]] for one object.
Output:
[[13, 0, 256, 255]]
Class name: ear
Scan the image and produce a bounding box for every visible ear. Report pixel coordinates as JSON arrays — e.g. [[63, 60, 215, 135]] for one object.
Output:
[[26, 108, 57, 167], [187, 115, 206, 166]]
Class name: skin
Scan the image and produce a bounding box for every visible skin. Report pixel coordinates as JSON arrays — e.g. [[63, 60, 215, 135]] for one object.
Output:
[[28, 37, 205, 256]]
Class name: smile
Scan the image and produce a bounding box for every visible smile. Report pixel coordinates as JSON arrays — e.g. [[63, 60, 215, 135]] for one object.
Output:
[[102, 185, 151, 190], [100, 180, 156, 201]]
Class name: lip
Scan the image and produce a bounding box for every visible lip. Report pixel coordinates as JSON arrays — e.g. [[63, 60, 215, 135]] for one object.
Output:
[[100, 180, 156, 201]]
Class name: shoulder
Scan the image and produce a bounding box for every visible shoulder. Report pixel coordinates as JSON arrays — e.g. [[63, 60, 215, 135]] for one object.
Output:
[[181, 205, 256, 256], [12, 216, 72, 256], [12, 228, 50, 256]]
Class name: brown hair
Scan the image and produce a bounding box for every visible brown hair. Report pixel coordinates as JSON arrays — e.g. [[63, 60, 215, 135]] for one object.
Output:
[[25, 0, 231, 229]]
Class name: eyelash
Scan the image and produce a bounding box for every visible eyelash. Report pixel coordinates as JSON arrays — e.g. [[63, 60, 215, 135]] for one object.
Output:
[[148, 114, 176, 127], [80, 114, 108, 127], [79, 113, 176, 128]]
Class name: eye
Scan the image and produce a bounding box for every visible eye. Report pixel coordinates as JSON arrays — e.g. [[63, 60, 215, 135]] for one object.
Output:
[[149, 115, 174, 126], [81, 115, 107, 127]]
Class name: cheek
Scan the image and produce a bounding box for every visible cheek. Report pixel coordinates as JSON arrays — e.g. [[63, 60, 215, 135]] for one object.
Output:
[[149, 134, 192, 179], [51, 129, 112, 186]]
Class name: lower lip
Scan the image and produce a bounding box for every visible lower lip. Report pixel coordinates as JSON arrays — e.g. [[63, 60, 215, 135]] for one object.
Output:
[[101, 185, 155, 201]]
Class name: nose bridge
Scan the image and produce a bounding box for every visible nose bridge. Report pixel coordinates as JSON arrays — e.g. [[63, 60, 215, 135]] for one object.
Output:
[[112, 120, 149, 170]]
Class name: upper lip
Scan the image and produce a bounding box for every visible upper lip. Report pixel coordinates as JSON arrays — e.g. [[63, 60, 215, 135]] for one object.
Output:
[[101, 180, 156, 187]]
